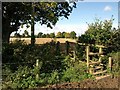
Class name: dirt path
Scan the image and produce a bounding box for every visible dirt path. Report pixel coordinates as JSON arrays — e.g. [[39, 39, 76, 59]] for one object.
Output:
[[41, 76, 119, 89]]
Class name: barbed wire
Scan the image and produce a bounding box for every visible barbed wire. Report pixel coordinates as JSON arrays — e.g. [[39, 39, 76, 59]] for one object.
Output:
[[2, 72, 35, 76], [2, 58, 65, 66], [2, 62, 34, 65]]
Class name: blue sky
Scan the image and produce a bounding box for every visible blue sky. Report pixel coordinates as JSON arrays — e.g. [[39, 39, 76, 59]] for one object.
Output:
[[12, 1, 119, 36], [59, 2, 118, 24]]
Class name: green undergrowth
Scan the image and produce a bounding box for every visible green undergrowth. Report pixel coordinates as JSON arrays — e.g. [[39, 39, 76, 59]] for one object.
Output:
[[2, 40, 93, 89]]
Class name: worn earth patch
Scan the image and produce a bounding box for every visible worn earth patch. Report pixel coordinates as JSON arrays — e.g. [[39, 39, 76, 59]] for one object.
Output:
[[43, 76, 119, 89]]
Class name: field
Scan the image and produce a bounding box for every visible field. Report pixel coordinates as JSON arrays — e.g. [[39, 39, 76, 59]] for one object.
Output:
[[10, 38, 76, 44]]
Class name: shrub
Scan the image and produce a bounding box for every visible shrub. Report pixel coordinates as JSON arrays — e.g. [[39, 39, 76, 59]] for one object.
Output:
[[2, 40, 95, 89], [2, 66, 36, 89], [109, 52, 120, 75], [75, 44, 86, 61], [61, 62, 92, 82], [2, 40, 67, 89]]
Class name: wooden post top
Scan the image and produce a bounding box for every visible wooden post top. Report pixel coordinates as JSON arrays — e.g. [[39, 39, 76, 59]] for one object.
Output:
[[77, 43, 106, 48]]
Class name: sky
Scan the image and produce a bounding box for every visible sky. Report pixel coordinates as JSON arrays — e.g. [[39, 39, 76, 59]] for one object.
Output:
[[11, 1, 119, 36]]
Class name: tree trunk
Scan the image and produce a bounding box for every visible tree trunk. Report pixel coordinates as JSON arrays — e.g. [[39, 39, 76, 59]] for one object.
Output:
[[2, 22, 11, 43], [31, 2, 35, 46], [2, 17, 11, 43], [2, 18, 19, 43], [2, 31, 11, 43]]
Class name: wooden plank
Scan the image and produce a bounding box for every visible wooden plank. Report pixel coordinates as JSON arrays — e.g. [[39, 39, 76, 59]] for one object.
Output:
[[95, 74, 111, 80], [77, 43, 87, 46], [77, 43, 107, 48], [89, 52, 99, 55], [89, 52, 103, 56], [89, 61, 101, 65], [94, 66, 103, 70], [93, 70, 107, 75], [96, 45, 106, 48]]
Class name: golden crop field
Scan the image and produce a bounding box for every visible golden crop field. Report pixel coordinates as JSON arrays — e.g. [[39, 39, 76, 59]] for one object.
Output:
[[10, 38, 76, 44]]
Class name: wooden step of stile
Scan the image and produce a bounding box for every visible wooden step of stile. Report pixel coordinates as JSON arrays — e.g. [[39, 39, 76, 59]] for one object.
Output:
[[89, 61, 101, 65], [92, 70, 107, 76], [94, 66, 103, 70], [89, 63, 103, 68], [94, 66, 103, 72], [95, 74, 111, 80], [71, 58, 74, 60], [89, 52, 99, 56], [100, 63, 103, 66], [89, 52, 103, 56], [89, 66, 103, 73]]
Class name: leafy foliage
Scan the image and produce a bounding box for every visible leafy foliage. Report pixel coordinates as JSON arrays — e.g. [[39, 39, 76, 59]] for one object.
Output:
[[13, 31, 77, 39], [2, 40, 93, 89], [65, 32, 70, 38], [75, 44, 86, 61], [109, 52, 120, 75], [37, 32, 43, 38], [61, 62, 92, 82], [109, 28, 120, 52], [70, 31, 76, 39], [49, 33, 55, 38], [3, 2, 76, 42], [56, 32, 63, 38], [78, 17, 120, 54], [78, 18, 114, 45]]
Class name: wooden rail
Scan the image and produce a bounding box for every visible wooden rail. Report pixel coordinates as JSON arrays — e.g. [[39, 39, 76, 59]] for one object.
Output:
[[85, 44, 113, 77], [86, 45, 106, 74], [77, 43, 107, 48]]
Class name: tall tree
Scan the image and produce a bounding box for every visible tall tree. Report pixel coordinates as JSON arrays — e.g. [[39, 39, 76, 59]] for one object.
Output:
[[62, 32, 65, 38], [2, 2, 76, 43], [56, 32, 62, 38], [50, 33, 55, 38], [46, 33, 50, 38], [70, 31, 76, 39], [31, 2, 35, 45], [78, 18, 114, 45], [42, 34, 47, 38], [37, 32, 43, 38], [110, 27, 120, 51], [65, 32, 70, 38]]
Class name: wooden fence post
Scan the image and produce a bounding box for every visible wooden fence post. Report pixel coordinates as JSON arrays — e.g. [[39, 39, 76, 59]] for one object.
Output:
[[73, 51, 76, 62], [86, 46, 89, 72], [56, 41, 60, 55], [99, 47, 103, 62], [66, 41, 70, 55], [108, 57, 112, 71], [36, 59, 39, 80]]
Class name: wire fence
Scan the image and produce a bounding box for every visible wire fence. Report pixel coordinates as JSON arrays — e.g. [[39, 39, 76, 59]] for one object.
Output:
[[2, 57, 65, 76], [2, 59, 40, 75]]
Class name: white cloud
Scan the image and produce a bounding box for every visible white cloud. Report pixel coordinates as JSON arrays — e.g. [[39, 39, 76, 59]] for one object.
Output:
[[104, 6, 112, 11]]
